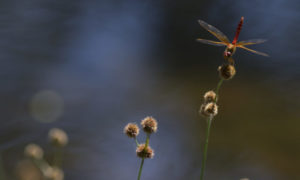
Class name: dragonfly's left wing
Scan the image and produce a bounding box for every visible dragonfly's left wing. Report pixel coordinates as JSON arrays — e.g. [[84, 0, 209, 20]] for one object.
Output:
[[237, 39, 267, 46], [196, 38, 227, 46], [198, 20, 230, 44], [237, 45, 269, 57]]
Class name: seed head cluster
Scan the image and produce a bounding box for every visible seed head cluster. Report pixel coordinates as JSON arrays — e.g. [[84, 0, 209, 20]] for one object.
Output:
[[200, 90, 218, 118], [23, 128, 68, 180], [124, 116, 158, 160]]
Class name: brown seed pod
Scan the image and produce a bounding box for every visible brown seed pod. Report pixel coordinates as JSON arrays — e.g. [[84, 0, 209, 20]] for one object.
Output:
[[24, 143, 44, 160], [204, 102, 218, 117], [136, 144, 154, 159], [48, 128, 69, 147], [199, 104, 210, 117], [218, 64, 236, 80], [204, 90, 216, 103], [124, 123, 140, 138], [141, 116, 158, 134]]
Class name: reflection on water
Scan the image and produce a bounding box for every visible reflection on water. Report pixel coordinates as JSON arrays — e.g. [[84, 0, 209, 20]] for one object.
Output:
[[0, 0, 299, 180]]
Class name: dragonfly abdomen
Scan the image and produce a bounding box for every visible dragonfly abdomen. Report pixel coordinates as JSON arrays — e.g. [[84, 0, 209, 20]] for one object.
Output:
[[232, 17, 244, 44]]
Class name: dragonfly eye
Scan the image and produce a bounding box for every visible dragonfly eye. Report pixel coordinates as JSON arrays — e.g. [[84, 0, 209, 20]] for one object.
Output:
[[224, 51, 231, 57]]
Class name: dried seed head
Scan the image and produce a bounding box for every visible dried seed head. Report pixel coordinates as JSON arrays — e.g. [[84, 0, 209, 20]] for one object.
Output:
[[199, 104, 210, 117], [44, 166, 64, 180], [218, 64, 236, 80], [124, 123, 140, 138], [136, 144, 154, 159], [141, 116, 158, 134], [204, 90, 216, 103], [48, 128, 69, 147], [24, 143, 44, 160], [204, 102, 218, 116]]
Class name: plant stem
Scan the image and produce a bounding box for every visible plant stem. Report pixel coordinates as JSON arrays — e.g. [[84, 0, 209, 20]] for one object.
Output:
[[215, 79, 224, 102], [137, 158, 145, 180], [135, 138, 139, 147], [145, 133, 150, 148], [200, 116, 213, 180], [137, 133, 150, 180], [53, 147, 63, 168]]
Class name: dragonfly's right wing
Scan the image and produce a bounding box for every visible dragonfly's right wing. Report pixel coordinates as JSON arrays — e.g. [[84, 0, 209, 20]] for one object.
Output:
[[196, 38, 227, 46], [237, 39, 267, 46], [237, 45, 269, 57], [198, 20, 230, 44]]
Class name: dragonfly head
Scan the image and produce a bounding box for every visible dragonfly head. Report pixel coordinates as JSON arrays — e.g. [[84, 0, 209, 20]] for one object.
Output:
[[224, 44, 236, 58], [224, 51, 232, 57]]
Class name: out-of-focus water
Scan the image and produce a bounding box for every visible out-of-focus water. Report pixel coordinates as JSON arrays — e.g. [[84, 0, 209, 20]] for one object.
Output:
[[0, 0, 299, 180]]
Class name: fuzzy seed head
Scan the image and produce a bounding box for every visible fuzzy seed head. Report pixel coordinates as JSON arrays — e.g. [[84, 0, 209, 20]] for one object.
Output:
[[141, 116, 158, 134], [48, 128, 69, 147], [124, 123, 140, 138], [204, 102, 218, 116], [136, 144, 154, 159], [44, 166, 64, 180], [24, 143, 44, 160], [199, 104, 209, 117], [218, 64, 236, 80], [204, 91, 216, 103]]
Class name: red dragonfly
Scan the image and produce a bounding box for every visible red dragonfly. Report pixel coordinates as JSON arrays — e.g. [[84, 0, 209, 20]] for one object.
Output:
[[197, 17, 268, 61]]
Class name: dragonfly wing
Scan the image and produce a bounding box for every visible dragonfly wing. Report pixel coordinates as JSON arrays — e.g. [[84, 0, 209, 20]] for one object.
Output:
[[198, 20, 230, 44], [196, 38, 227, 46], [238, 45, 269, 57], [237, 39, 267, 46]]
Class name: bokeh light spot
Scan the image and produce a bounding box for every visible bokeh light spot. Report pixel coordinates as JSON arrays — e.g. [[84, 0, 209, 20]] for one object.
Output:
[[29, 90, 64, 123]]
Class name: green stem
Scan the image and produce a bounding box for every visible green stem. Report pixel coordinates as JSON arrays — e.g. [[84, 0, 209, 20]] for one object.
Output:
[[135, 138, 139, 147], [53, 147, 63, 168], [137, 158, 145, 180], [137, 133, 150, 180], [145, 133, 150, 149], [215, 79, 224, 102], [200, 116, 213, 180]]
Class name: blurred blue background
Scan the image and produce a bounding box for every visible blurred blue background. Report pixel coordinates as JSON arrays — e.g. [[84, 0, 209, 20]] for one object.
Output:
[[0, 0, 299, 179]]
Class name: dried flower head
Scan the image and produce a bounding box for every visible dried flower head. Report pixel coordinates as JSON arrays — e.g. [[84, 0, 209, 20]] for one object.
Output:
[[141, 116, 158, 134], [124, 123, 140, 138], [199, 104, 209, 117], [136, 144, 154, 159], [218, 64, 236, 80], [44, 166, 64, 180], [48, 128, 69, 147], [24, 143, 44, 160], [204, 102, 218, 116], [204, 90, 216, 103]]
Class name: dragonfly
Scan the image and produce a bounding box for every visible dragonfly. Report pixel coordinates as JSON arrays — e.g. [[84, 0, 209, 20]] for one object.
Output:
[[197, 17, 268, 63]]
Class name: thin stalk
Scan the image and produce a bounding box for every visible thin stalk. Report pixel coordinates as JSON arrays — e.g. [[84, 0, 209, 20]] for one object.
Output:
[[215, 79, 224, 102], [53, 147, 63, 168], [145, 133, 150, 148], [135, 138, 139, 147], [137, 134, 150, 180], [200, 116, 213, 180], [137, 158, 145, 180]]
